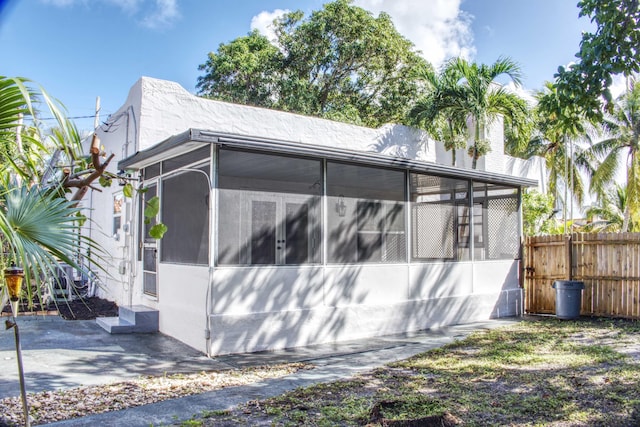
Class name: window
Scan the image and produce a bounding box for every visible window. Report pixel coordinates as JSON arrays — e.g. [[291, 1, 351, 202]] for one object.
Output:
[[217, 149, 322, 266], [327, 162, 406, 263], [473, 183, 520, 260], [113, 193, 124, 236], [160, 165, 210, 265], [410, 174, 470, 261]]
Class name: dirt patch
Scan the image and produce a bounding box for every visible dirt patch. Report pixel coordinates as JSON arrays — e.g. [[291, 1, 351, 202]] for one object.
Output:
[[370, 401, 461, 426], [2, 297, 118, 320], [51, 297, 118, 320]]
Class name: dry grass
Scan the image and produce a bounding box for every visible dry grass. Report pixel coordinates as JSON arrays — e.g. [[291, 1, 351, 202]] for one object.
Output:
[[197, 317, 640, 426]]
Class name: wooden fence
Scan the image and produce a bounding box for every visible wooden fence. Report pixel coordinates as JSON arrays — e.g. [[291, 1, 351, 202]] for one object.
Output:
[[525, 232, 640, 319]]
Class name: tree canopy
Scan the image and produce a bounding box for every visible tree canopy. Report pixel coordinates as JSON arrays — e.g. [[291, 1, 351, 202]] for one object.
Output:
[[197, 0, 431, 128], [554, 0, 640, 119]]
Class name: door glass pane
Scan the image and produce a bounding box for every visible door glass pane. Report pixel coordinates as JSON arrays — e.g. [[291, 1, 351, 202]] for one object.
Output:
[[251, 201, 276, 265], [285, 202, 309, 264], [143, 247, 157, 296]]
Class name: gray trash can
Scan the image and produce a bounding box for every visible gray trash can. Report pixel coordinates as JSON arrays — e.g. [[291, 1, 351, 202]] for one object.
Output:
[[552, 280, 585, 319]]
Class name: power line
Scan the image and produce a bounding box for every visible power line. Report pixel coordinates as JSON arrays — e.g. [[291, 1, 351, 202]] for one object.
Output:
[[37, 115, 102, 121]]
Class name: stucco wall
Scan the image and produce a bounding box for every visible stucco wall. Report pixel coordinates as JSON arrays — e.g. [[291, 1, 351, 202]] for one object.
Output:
[[86, 76, 529, 356], [208, 261, 521, 355]]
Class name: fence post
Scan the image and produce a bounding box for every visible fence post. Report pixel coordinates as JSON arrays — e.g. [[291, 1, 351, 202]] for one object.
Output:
[[567, 234, 573, 281]]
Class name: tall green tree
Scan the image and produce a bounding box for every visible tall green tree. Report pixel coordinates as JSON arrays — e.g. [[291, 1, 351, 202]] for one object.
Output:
[[526, 82, 592, 219], [588, 78, 640, 231], [197, 0, 431, 127], [196, 30, 280, 108], [449, 57, 527, 169], [409, 57, 527, 169], [554, 0, 640, 120]]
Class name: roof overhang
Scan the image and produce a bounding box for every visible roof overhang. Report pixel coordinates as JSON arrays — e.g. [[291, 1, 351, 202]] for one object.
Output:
[[119, 128, 538, 187]]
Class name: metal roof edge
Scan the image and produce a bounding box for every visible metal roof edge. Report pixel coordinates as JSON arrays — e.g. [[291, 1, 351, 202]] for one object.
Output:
[[118, 128, 538, 187]]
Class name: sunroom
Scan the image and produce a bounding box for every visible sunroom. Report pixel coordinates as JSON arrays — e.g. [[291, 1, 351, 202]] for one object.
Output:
[[119, 128, 535, 356]]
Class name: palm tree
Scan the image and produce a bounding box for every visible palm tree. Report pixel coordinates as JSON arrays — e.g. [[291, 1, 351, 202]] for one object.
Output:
[[527, 82, 593, 227], [409, 64, 467, 166], [588, 78, 640, 232], [0, 76, 103, 309], [583, 183, 630, 232], [410, 57, 528, 169], [449, 56, 528, 169]]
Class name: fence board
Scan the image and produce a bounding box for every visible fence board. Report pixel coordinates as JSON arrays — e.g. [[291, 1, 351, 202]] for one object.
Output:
[[525, 232, 640, 319]]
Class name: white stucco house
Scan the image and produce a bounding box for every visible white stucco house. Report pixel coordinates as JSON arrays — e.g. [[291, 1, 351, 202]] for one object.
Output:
[[87, 76, 537, 356]]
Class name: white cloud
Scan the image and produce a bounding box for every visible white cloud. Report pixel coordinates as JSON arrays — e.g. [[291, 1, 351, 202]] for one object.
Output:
[[141, 0, 180, 29], [609, 74, 629, 100], [42, 0, 180, 29], [503, 81, 536, 106], [250, 9, 289, 43], [105, 0, 142, 14], [354, 0, 475, 69]]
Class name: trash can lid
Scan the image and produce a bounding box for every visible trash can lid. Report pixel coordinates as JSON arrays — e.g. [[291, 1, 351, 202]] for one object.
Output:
[[552, 280, 585, 290]]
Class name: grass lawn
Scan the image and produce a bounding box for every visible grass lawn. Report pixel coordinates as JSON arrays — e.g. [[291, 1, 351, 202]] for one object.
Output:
[[197, 317, 640, 426]]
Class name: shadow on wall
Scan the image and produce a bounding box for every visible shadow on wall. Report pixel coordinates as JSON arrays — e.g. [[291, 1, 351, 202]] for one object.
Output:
[[211, 196, 367, 354], [370, 124, 431, 161], [207, 189, 519, 355]]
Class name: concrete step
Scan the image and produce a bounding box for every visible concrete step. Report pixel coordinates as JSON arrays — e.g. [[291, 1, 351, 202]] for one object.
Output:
[[96, 316, 135, 334], [96, 305, 159, 334]]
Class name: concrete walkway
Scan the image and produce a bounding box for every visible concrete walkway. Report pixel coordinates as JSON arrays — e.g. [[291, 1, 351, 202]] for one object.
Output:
[[0, 315, 521, 426]]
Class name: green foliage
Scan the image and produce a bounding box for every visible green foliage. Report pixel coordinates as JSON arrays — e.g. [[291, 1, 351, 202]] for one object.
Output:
[[522, 189, 556, 235], [144, 196, 160, 221], [448, 57, 528, 169], [149, 223, 168, 240], [98, 175, 112, 188], [0, 75, 106, 307], [122, 182, 134, 198], [0, 185, 102, 304], [554, 0, 640, 120], [196, 30, 280, 107], [587, 78, 640, 231], [138, 194, 166, 240], [197, 0, 431, 128], [523, 82, 593, 209], [584, 184, 636, 232], [408, 64, 468, 165], [410, 57, 528, 169]]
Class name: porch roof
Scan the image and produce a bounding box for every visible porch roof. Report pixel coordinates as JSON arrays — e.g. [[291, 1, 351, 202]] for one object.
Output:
[[118, 128, 537, 187]]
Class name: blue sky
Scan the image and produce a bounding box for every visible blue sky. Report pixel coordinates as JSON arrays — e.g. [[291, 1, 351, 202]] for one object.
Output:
[[0, 0, 595, 132]]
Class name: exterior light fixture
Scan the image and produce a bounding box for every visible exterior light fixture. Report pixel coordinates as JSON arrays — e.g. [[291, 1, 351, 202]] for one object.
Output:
[[4, 262, 30, 427], [336, 195, 347, 217], [5, 263, 24, 318]]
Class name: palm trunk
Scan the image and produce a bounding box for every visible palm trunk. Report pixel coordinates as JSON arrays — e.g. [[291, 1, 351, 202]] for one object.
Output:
[[471, 118, 480, 170], [623, 149, 638, 232], [448, 120, 456, 166]]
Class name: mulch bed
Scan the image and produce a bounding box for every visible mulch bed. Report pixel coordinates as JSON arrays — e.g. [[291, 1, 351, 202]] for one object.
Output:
[[1, 297, 118, 320]]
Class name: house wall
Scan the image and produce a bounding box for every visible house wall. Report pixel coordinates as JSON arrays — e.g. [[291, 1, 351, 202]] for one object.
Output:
[[208, 261, 520, 355], [87, 76, 529, 356]]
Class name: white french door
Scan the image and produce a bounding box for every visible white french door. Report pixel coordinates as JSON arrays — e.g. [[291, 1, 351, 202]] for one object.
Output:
[[243, 192, 319, 265]]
